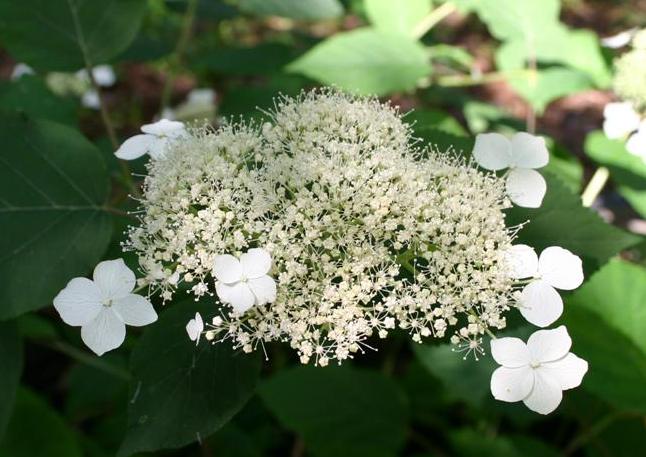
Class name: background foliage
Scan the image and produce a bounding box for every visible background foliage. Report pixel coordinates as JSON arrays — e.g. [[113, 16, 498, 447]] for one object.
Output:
[[1, 0, 645, 456]]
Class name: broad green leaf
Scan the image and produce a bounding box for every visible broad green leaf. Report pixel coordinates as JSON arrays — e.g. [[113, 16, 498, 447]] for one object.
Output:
[[0, 115, 112, 319], [287, 28, 432, 95], [259, 365, 408, 457], [563, 306, 646, 413], [0, 388, 83, 457], [364, 0, 432, 35], [118, 301, 261, 456], [0, 322, 23, 441], [428, 44, 475, 69], [406, 109, 467, 136], [544, 142, 583, 193], [451, 430, 561, 457], [238, 0, 343, 20], [568, 259, 646, 354], [0, 0, 147, 71], [0, 76, 78, 125], [506, 173, 640, 275], [194, 43, 300, 76]]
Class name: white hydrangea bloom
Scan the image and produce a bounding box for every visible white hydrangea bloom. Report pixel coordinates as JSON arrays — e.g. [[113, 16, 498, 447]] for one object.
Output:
[[603, 102, 641, 140], [115, 119, 186, 160], [213, 248, 277, 314], [53, 259, 157, 356], [506, 245, 584, 327], [472, 132, 549, 208], [186, 312, 204, 344], [490, 326, 588, 414]]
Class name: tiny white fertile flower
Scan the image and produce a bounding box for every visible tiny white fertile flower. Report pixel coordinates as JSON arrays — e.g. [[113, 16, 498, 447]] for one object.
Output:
[[115, 119, 186, 160], [490, 326, 588, 414], [472, 132, 549, 208], [506, 245, 584, 327], [603, 102, 641, 139], [53, 259, 157, 356], [186, 312, 204, 344], [11, 63, 34, 80], [626, 121, 646, 158], [213, 248, 277, 314]]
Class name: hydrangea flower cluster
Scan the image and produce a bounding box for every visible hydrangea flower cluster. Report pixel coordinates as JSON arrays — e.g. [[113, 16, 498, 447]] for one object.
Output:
[[52, 89, 589, 415]]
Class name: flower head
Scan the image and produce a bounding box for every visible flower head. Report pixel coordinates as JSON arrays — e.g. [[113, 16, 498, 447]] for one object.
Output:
[[490, 326, 588, 414], [506, 245, 584, 327], [472, 132, 549, 208], [53, 259, 157, 355], [613, 31, 646, 110], [115, 119, 186, 160]]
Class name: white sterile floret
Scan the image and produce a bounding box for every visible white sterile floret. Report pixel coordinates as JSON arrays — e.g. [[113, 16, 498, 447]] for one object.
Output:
[[53, 259, 157, 356], [115, 119, 186, 160], [506, 245, 584, 327], [213, 248, 277, 314], [186, 312, 204, 344], [472, 132, 549, 208], [603, 102, 641, 140], [11, 63, 34, 80], [626, 121, 646, 158], [76, 65, 117, 87], [490, 326, 588, 414]]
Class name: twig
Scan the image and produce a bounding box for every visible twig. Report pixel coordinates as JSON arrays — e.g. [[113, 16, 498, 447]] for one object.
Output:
[[412, 2, 457, 40], [581, 167, 610, 207]]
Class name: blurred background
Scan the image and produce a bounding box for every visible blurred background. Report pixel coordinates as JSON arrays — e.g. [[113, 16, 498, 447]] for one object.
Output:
[[1, 0, 646, 456]]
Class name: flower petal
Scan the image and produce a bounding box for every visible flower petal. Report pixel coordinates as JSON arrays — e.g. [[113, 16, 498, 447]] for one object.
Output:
[[510, 132, 549, 169], [248, 275, 277, 305], [186, 312, 204, 344], [114, 134, 157, 160], [81, 309, 126, 356], [603, 102, 640, 139], [506, 168, 547, 208], [538, 246, 584, 290], [147, 137, 169, 160], [519, 280, 563, 327], [216, 282, 255, 314], [53, 277, 102, 326], [490, 337, 531, 367], [141, 119, 185, 137], [472, 133, 512, 171], [111, 294, 158, 327], [539, 353, 588, 390], [504, 244, 539, 279], [93, 259, 136, 300], [240, 248, 272, 278], [527, 326, 571, 363], [522, 370, 563, 414], [213, 254, 243, 284], [626, 127, 646, 157], [490, 366, 534, 402]]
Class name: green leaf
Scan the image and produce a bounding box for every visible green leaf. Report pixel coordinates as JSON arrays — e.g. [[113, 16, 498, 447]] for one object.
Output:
[[506, 173, 640, 275], [118, 301, 261, 456], [0, 115, 112, 319], [568, 259, 646, 354], [287, 28, 432, 95], [259, 365, 408, 457], [406, 109, 467, 136], [0, 0, 147, 71], [0, 322, 23, 441], [563, 306, 646, 413], [364, 0, 431, 36], [194, 43, 300, 76], [0, 76, 78, 126], [0, 388, 83, 457], [237, 0, 343, 20], [450, 430, 561, 457]]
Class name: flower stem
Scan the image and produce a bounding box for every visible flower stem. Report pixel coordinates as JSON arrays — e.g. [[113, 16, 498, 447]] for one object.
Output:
[[436, 69, 533, 87], [581, 167, 610, 207], [411, 1, 457, 39]]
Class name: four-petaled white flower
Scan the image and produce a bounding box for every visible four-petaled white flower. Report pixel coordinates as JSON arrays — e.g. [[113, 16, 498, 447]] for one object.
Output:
[[490, 326, 588, 414], [472, 132, 549, 208], [115, 119, 186, 160], [213, 248, 277, 314], [506, 245, 584, 327], [53, 259, 158, 356], [186, 312, 204, 345], [603, 102, 641, 140]]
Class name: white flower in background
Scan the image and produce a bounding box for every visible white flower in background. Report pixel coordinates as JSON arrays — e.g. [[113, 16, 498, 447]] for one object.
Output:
[[490, 326, 588, 414], [10, 63, 34, 80], [626, 121, 646, 158], [601, 28, 637, 48], [53, 259, 157, 356], [75, 65, 116, 87], [81, 90, 101, 110], [161, 88, 216, 121], [115, 119, 186, 160], [213, 248, 277, 314], [186, 312, 204, 344], [506, 245, 584, 327], [603, 102, 641, 139], [472, 132, 549, 208]]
